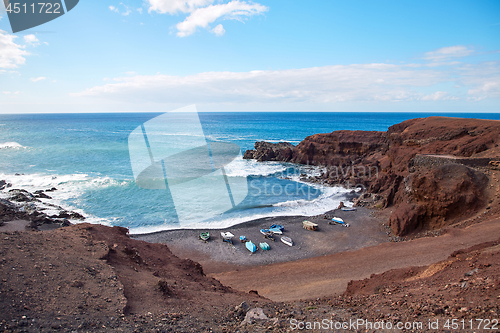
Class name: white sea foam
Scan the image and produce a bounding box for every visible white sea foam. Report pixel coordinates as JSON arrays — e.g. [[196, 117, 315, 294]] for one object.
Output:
[[0, 172, 129, 224], [224, 157, 287, 178], [130, 184, 351, 234], [0, 142, 27, 149]]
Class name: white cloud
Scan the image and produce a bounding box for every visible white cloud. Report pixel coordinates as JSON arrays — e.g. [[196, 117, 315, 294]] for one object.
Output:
[[23, 34, 40, 46], [30, 77, 46, 82], [457, 61, 500, 100], [147, 0, 214, 14], [423, 45, 473, 62], [72, 63, 449, 103], [211, 24, 225, 36], [3, 91, 20, 95], [145, 0, 266, 36], [467, 81, 500, 100], [120, 3, 132, 16], [421, 91, 453, 101], [71, 48, 500, 107], [0, 30, 29, 69], [176, 1, 268, 37], [110, 4, 133, 15]]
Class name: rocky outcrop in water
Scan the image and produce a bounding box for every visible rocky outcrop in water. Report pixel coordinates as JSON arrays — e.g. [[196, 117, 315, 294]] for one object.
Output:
[[244, 117, 500, 236], [243, 141, 294, 162]]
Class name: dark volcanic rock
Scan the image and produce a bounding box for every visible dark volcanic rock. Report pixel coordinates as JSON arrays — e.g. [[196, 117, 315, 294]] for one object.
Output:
[[290, 130, 387, 166], [243, 141, 295, 162], [8, 189, 39, 203], [34, 190, 52, 199], [0, 180, 11, 191], [52, 210, 85, 220], [0, 199, 19, 222]]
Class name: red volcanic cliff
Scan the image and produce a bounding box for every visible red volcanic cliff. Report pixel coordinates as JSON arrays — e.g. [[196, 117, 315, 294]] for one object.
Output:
[[244, 117, 500, 236]]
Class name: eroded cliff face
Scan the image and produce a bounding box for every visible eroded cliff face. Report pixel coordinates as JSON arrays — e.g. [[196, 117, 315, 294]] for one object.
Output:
[[244, 117, 500, 236]]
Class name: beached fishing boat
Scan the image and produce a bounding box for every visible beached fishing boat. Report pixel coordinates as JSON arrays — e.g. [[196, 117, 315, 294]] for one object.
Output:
[[281, 236, 293, 246], [331, 217, 350, 227], [259, 242, 270, 250], [270, 224, 284, 232], [220, 232, 234, 243], [260, 228, 274, 238], [269, 225, 283, 234], [341, 207, 357, 211], [239, 235, 247, 243], [302, 220, 318, 231], [200, 232, 210, 241], [246, 241, 257, 253]]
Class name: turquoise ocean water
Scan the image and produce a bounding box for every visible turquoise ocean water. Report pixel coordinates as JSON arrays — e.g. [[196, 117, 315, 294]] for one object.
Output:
[[0, 112, 499, 233]]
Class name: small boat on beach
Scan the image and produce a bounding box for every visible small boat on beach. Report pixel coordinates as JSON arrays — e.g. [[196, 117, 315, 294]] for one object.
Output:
[[246, 241, 257, 253], [341, 207, 357, 211], [270, 224, 284, 231], [269, 225, 283, 234], [331, 217, 350, 227], [239, 235, 247, 243], [302, 220, 318, 231], [221, 232, 234, 243], [281, 236, 293, 246], [200, 232, 210, 241], [259, 242, 270, 251], [260, 228, 275, 240]]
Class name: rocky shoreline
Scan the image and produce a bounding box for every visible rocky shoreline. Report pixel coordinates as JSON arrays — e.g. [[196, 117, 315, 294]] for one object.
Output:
[[0, 181, 85, 231]]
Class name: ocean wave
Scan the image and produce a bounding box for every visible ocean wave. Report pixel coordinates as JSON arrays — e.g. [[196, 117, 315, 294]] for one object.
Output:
[[255, 139, 301, 144], [0, 142, 27, 150], [224, 157, 287, 177], [0, 172, 132, 223], [130, 184, 351, 234]]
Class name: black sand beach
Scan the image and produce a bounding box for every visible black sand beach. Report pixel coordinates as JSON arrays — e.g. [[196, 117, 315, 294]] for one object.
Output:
[[133, 207, 391, 274]]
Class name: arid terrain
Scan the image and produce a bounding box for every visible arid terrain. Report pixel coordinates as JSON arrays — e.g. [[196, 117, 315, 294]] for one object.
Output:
[[1, 116, 499, 332]]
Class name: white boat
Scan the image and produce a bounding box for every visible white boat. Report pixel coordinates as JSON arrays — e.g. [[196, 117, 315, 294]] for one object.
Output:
[[331, 217, 350, 227], [281, 236, 293, 246], [220, 232, 234, 243], [341, 207, 356, 211], [302, 220, 318, 231]]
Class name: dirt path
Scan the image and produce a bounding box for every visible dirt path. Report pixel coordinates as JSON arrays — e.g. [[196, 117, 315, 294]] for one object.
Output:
[[210, 216, 500, 302]]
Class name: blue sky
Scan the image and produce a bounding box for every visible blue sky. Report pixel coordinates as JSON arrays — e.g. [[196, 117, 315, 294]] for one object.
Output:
[[0, 0, 499, 113]]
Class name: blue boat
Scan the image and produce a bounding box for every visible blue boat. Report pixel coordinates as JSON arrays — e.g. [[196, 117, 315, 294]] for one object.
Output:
[[270, 224, 284, 232], [260, 229, 275, 240], [246, 241, 257, 253], [331, 217, 350, 227], [259, 242, 270, 250], [239, 235, 247, 243], [269, 225, 283, 234]]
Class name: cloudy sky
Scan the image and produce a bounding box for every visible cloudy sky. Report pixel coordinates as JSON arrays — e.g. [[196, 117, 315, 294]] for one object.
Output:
[[0, 0, 499, 113]]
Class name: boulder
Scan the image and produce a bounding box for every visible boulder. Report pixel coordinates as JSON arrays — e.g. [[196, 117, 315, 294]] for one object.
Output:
[[241, 308, 268, 325]]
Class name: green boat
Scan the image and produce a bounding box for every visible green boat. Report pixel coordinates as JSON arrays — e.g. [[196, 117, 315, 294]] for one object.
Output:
[[200, 232, 210, 241], [259, 242, 270, 251]]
